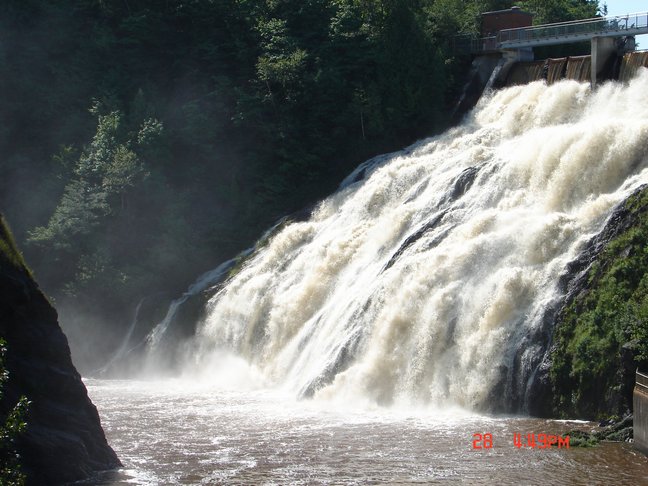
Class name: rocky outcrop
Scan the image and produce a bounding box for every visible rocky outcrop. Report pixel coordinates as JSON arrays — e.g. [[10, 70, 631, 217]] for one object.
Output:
[[567, 415, 634, 447], [0, 215, 120, 484], [528, 185, 648, 419]]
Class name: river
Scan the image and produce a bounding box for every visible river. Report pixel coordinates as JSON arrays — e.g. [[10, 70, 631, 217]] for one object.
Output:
[[84, 379, 648, 485], [85, 71, 648, 485]]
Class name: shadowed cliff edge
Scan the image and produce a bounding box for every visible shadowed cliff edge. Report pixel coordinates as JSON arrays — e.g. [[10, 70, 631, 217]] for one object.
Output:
[[0, 213, 120, 484]]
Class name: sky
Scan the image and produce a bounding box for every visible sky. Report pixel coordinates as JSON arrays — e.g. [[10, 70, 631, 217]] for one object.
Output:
[[603, 0, 648, 46], [603, 0, 646, 16]]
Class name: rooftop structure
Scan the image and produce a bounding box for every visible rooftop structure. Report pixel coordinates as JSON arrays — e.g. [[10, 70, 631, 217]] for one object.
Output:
[[481, 6, 533, 37]]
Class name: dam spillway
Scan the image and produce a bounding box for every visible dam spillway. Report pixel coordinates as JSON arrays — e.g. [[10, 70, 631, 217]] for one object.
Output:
[[454, 9, 648, 110], [504, 50, 648, 86]]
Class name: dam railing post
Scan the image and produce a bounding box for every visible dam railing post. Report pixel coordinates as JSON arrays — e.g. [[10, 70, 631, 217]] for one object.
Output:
[[635, 370, 648, 455]]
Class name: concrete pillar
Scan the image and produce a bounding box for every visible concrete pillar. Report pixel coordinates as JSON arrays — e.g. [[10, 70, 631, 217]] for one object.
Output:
[[635, 371, 648, 455], [591, 36, 616, 87]]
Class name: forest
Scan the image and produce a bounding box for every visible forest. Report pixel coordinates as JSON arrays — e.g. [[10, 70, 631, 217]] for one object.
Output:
[[0, 0, 601, 368]]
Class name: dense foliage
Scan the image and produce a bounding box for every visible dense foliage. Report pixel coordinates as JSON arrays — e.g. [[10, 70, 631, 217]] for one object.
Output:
[[0, 220, 30, 484], [0, 0, 600, 367], [551, 187, 648, 420], [0, 339, 28, 486]]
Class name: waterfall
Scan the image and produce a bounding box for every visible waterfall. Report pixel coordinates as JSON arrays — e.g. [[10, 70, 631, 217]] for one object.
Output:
[[545, 58, 568, 84], [565, 56, 591, 83], [619, 51, 648, 83], [506, 60, 545, 86], [96, 297, 145, 375], [146, 253, 252, 349], [507, 56, 591, 87], [184, 72, 648, 412]]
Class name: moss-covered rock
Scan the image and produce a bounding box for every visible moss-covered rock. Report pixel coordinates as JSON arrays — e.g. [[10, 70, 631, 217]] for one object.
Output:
[[567, 430, 600, 447], [549, 187, 648, 420], [0, 215, 30, 275], [566, 415, 633, 447]]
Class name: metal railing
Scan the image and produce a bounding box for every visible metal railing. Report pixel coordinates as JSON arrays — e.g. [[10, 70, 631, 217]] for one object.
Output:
[[452, 34, 496, 54], [498, 12, 648, 48], [454, 12, 648, 54]]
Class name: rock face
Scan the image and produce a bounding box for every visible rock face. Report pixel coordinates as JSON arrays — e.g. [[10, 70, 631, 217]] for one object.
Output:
[[0, 216, 120, 484], [528, 185, 648, 419]]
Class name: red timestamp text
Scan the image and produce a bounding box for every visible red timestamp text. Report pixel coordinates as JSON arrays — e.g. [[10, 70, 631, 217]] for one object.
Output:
[[472, 433, 493, 449], [472, 432, 570, 449], [513, 433, 570, 449]]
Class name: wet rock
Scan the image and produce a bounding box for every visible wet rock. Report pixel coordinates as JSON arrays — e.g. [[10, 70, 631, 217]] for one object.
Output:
[[0, 228, 120, 484], [567, 415, 634, 447]]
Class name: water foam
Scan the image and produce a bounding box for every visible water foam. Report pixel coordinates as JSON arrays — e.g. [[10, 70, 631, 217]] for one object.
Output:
[[187, 72, 648, 411]]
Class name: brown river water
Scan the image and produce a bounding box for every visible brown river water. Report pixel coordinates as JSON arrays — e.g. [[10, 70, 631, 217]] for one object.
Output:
[[83, 379, 648, 485], [81, 74, 648, 486]]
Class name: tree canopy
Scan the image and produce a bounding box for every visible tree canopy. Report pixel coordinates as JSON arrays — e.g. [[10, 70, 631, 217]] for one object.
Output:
[[0, 0, 601, 368]]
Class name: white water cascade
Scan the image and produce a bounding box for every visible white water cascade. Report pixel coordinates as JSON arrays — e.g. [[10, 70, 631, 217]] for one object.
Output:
[[184, 73, 648, 412]]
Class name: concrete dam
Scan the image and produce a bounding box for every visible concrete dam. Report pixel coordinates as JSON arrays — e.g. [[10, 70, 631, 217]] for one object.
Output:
[[454, 8, 648, 118]]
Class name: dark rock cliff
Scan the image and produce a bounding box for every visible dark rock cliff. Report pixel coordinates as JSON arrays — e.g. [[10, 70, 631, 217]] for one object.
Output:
[[0, 214, 120, 484]]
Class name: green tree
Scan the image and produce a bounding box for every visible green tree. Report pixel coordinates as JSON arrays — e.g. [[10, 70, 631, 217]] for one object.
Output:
[[0, 340, 29, 486], [518, 0, 599, 24], [28, 108, 157, 299], [0, 0, 607, 370]]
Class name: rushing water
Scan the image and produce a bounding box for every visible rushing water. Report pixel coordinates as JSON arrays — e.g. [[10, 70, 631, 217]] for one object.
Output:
[[145, 72, 648, 413], [97, 74, 648, 483], [86, 379, 648, 485]]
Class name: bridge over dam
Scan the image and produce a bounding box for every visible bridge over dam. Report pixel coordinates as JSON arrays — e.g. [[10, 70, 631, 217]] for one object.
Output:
[[453, 8, 648, 118]]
